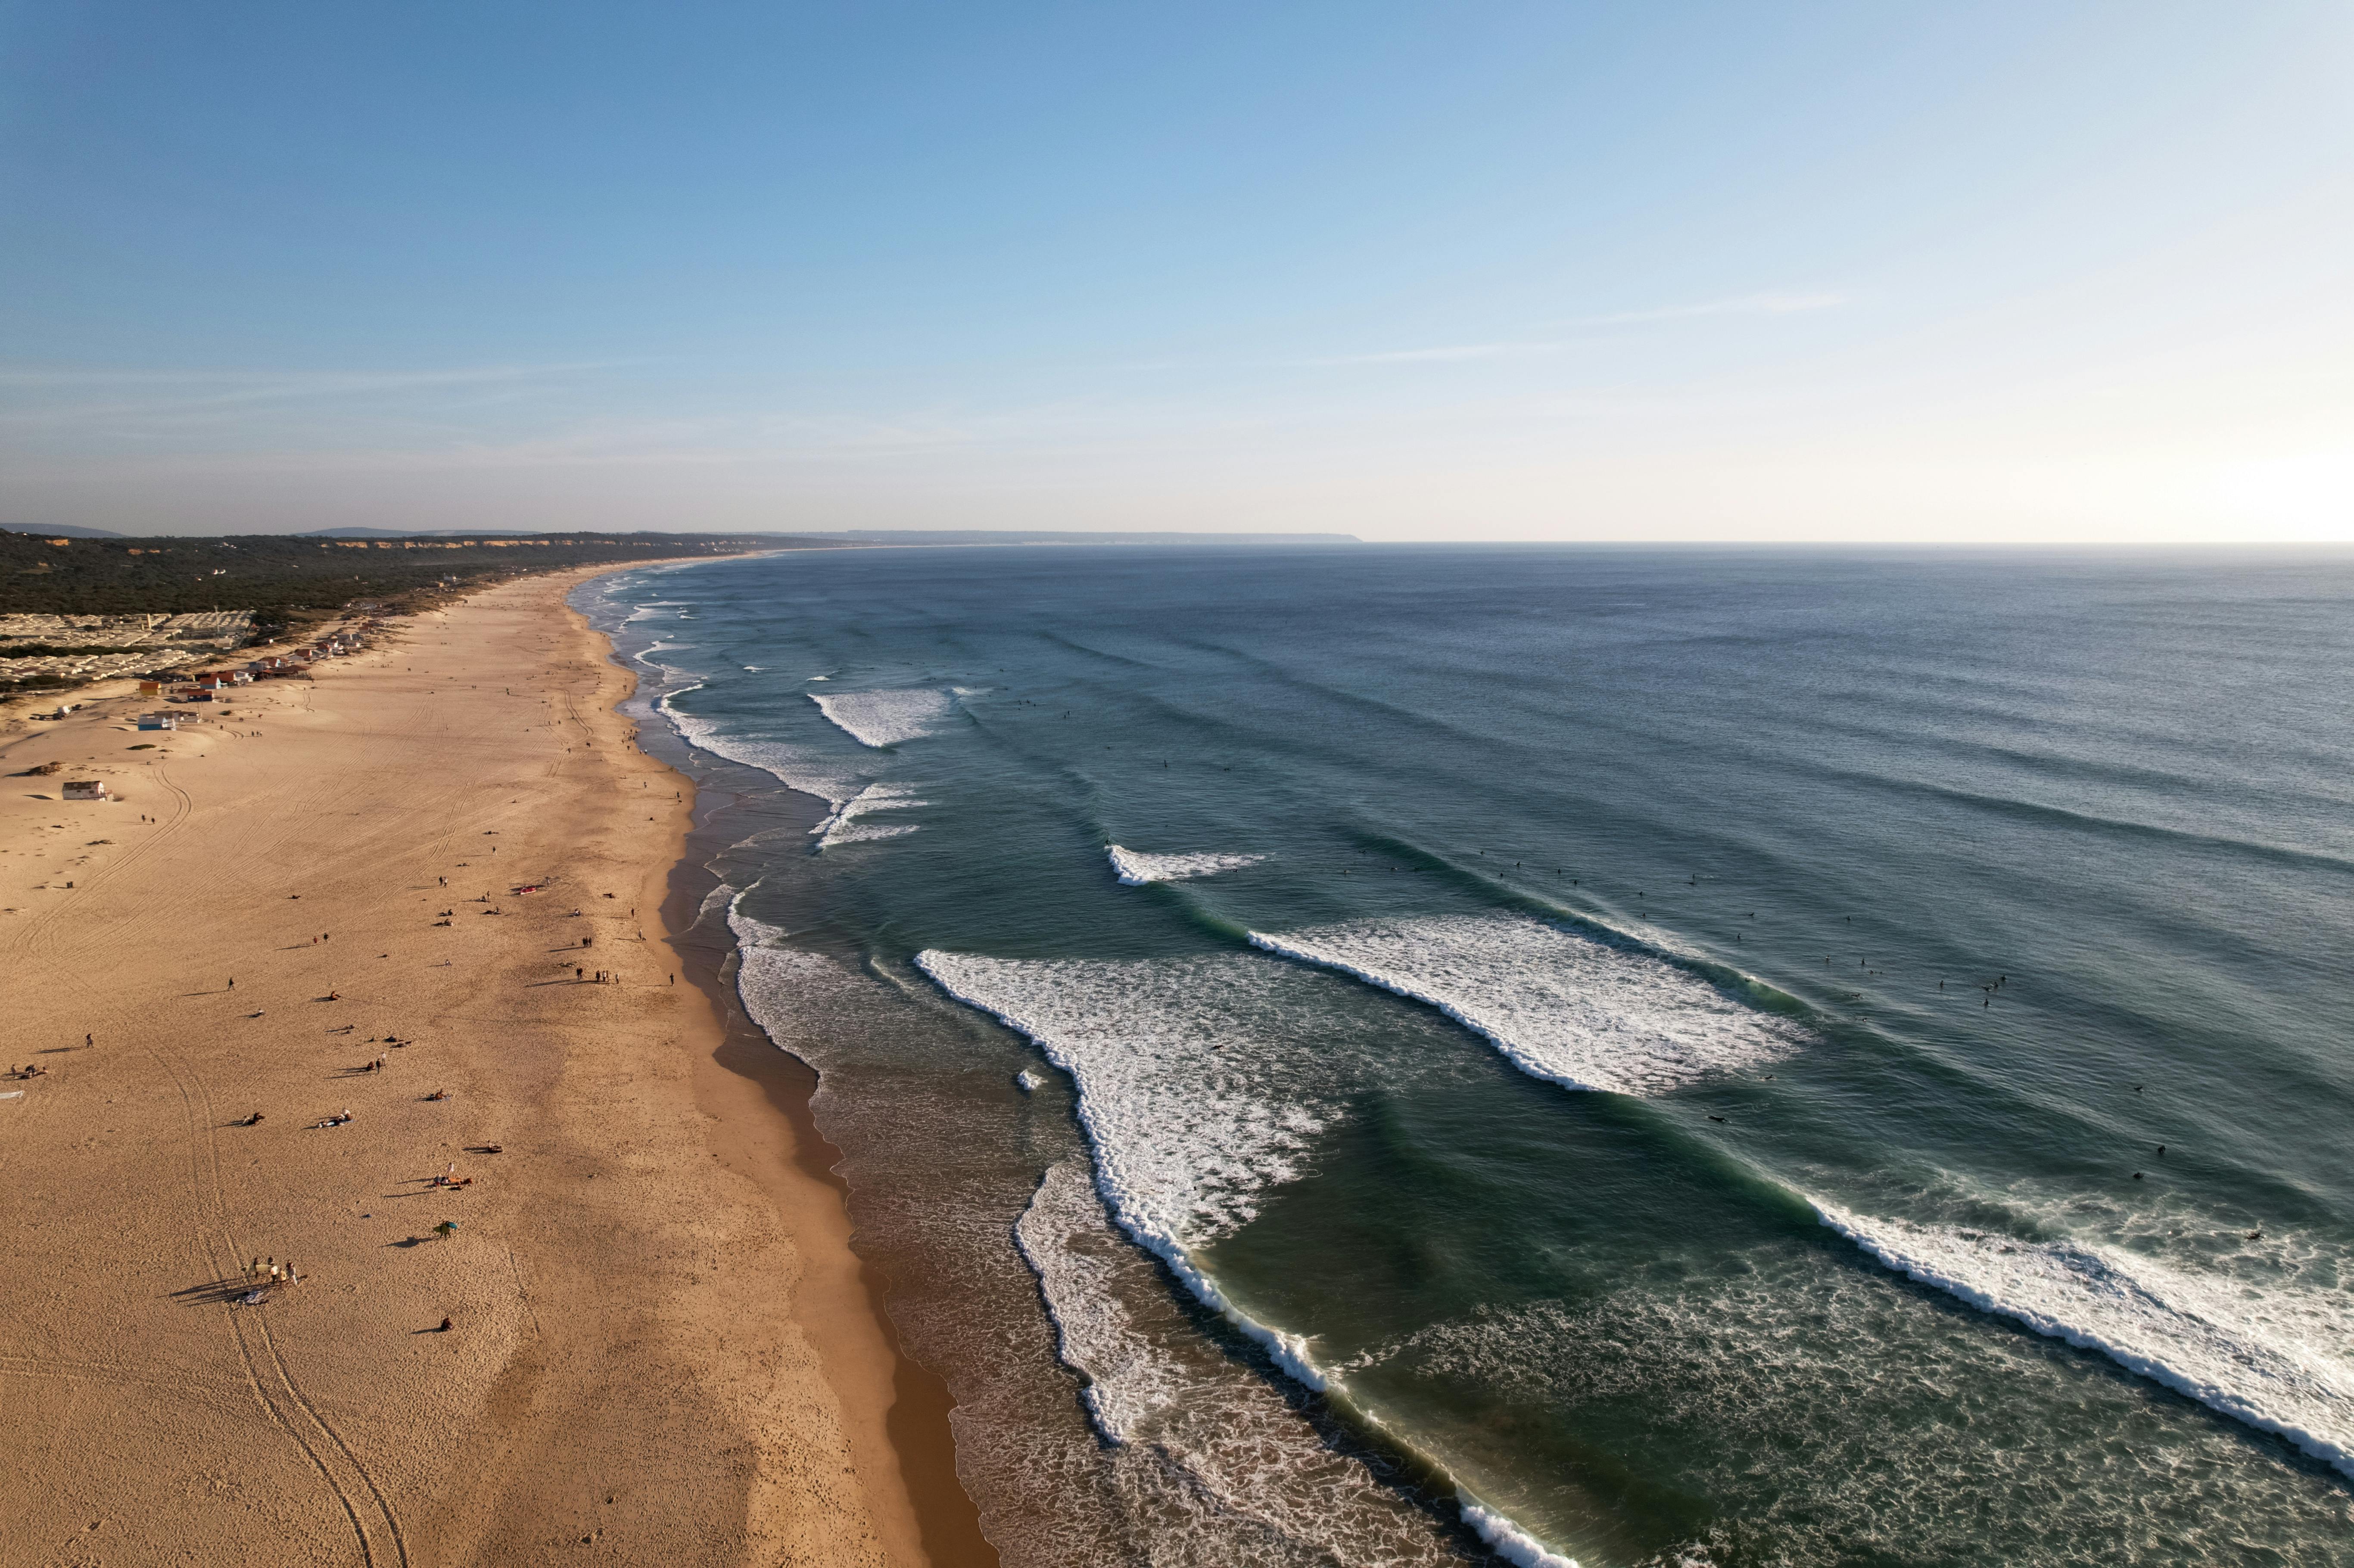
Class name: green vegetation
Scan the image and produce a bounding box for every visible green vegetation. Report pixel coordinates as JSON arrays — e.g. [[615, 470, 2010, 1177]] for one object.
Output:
[[1, 530, 841, 631], [0, 642, 162, 656]]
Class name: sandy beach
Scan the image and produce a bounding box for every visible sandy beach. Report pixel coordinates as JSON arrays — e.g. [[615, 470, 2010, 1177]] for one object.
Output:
[[0, 568, 984, 1566]]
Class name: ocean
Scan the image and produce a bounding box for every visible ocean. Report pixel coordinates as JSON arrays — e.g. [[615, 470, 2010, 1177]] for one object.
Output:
[[577, 545, 2354, 1568]]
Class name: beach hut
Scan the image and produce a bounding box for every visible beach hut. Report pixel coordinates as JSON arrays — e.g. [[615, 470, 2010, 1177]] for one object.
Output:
[[137, 712, 177, 731], [62, 780, 109, 801]]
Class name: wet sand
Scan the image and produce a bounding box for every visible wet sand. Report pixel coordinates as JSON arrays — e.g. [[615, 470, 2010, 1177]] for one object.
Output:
[[0, 568, 989, 1566]]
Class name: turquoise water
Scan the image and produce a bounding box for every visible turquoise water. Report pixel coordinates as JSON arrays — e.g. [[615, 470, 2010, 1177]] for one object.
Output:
[[582, 546, 2354, 1567]]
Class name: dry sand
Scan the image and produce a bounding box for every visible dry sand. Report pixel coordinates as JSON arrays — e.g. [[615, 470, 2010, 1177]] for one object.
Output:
[[0, 569, 989, 1566]]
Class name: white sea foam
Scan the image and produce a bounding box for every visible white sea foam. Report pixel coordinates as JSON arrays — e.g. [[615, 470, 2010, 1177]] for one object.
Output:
[[694, 881, 737, 927], [747, 926, 1542, 1567], [916, 949, 1342, 1390], [810, 781, 930, 850], [1249, 913, 1803, 1097], [1012, 1159, 1477, 1563], [809, 688, 953, 747], [658, 700, 856, 806], [1015, 1069, 1043, 1094], [824, 822, 921, 845], [1105, 845, 1267, 885], [1456, 1493, 1582, 1568], [1014, 1160, 1182, 1442], [1367, 1263, 2324, 1567], [1818, 1204, 2354, 1478]]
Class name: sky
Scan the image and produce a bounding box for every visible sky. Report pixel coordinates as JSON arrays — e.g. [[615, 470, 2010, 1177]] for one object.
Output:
[[1, 2, 2349, 542]]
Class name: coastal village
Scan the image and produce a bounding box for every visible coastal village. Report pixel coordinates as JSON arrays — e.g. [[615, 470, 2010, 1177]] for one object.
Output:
[[11, 617, 382, 798], [0, 609, 260, 688]]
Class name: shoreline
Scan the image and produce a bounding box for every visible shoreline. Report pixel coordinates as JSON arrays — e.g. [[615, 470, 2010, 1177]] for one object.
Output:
[[592, 577, 1507, 1568], [0, 562, 975, 1566], [608, 588, 1000, 1568]]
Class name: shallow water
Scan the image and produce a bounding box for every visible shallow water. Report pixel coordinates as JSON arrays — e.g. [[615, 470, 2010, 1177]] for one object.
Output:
[[582, 546, 2354, 1567]]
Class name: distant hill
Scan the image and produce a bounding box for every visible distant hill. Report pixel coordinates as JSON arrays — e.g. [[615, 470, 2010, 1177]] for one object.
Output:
[[799, 529, 1360, 546], [0, 529, 829, 627], [299, 526, 580, 538], [0, 523, 128, 539], [30, 524, 1358, 546]]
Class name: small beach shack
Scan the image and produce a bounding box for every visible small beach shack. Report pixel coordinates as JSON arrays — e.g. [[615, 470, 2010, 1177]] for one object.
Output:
[[137, 712, 177, 731], [62, 780, 109, 801]]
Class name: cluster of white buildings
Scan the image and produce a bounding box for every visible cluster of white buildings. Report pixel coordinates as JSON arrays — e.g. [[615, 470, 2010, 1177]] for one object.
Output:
[[31, 616, 385, 806], [0, 611, 258, 686], [131, 621, 376, 705]]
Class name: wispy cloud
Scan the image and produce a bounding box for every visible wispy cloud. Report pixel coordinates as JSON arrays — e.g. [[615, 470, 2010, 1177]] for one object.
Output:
[[0, 362, 615, 430], [1299, 292, 1847, 366]]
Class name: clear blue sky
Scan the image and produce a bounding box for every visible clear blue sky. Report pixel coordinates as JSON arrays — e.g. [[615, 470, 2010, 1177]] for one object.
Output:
[[3, 2, 2348, 539]]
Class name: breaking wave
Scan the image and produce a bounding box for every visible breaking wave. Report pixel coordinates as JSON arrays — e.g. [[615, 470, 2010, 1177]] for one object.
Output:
[[740, 927, 1478, 1567], [694, 880, 738, 928], [656, 692, 856, 806], [916, 948, 1340, 1388], [1105, 845, 1266, 884], [1013, 1160, 1183, 1441], [1455, 1494, 1582, 1568], [809, 688, 954, 747], [1248, 912, 1803, 1097], [811, 781, 930, 851], [1818, 1203, 2354, 1478]]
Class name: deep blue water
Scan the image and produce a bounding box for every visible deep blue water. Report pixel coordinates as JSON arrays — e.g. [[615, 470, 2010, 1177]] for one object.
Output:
[[583, 546, 2354, 1568]]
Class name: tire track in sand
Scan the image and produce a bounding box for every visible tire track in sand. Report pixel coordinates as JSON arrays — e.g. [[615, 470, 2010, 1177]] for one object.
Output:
[[148, 1036, 409, 1567], [11, 746, 406, 1568]]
